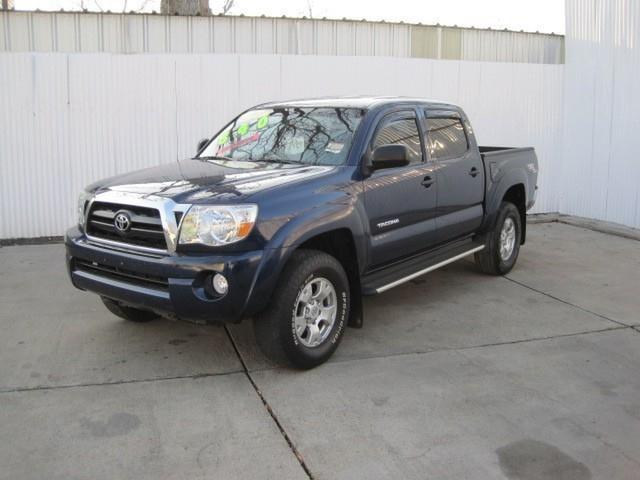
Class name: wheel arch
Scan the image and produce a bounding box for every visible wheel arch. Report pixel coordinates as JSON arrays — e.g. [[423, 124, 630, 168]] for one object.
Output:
[[246, 224, 365, 328], [295, 228, 363, 328], [483, 169, 530, 245], [502, 183, 527, 244]]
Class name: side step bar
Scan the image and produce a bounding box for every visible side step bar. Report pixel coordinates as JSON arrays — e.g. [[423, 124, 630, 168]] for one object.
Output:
[[362, 244, 484, 295]]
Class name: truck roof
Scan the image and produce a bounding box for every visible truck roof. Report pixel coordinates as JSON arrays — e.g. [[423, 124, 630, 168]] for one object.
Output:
[[257, 96, 458, 110]]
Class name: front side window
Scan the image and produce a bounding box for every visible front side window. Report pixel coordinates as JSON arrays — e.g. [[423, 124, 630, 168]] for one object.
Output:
[[425, 117, 469, 161], [372, 116, 423, 165], [198, 107, 364, 166]]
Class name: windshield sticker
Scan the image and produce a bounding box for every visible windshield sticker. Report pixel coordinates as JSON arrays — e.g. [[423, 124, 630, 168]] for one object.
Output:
[[218, 132, 261, 155], [237, 123, 250, 136], [257, 115, 269, 129], [286, 136, 306, 155], [218, 131, 230, 145], [325, 141, 344, 154]]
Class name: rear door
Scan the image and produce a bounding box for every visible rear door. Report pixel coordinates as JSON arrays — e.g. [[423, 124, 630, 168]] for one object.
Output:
[[363, 109, 438, 267], [424, 110, 484, 242]]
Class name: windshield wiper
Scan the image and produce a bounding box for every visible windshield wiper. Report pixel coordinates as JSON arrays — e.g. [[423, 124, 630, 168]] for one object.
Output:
[[258, 158, 301, 165], [198, 155, 301, 165], [197, 155, 234, 161]]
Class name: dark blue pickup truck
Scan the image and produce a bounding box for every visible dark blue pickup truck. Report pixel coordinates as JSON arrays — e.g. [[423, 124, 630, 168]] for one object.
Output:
[[66, 96, 538, 368]]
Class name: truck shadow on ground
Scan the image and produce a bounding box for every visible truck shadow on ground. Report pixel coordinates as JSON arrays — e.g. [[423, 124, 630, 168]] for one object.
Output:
[[227, 258, 535, 370]]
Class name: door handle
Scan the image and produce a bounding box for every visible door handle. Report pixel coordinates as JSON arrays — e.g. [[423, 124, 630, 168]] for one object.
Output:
[[469, 167, 479, 177], [421, 176, 434, 188]]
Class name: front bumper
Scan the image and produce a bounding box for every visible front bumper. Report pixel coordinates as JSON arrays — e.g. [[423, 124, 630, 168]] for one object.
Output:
[[65, 227, 267, 323]]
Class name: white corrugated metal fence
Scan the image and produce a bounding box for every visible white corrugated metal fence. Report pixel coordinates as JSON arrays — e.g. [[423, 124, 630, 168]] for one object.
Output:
[[0, 52, 563, 238], [562, 0, 640, 228]]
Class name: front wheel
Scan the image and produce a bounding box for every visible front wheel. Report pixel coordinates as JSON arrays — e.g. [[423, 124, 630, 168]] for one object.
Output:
[[475, 201, 522, 275], [253, 250, 350, 369]]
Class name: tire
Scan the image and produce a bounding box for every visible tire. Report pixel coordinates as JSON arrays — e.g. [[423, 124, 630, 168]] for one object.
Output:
[[101, 296, 159, 323], [253, 250, 350, 369], [475, 201, 522, 275]]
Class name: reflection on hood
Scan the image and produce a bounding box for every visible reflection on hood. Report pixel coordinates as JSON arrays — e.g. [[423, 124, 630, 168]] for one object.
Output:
[[91, 159, 336, 204]]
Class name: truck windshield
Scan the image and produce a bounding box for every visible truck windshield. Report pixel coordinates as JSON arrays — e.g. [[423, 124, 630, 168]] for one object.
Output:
[[198, 107, 364, 166]]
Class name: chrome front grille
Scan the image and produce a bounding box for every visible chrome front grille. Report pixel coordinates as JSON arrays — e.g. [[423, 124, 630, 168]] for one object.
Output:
[[86, 201, 168, 250]]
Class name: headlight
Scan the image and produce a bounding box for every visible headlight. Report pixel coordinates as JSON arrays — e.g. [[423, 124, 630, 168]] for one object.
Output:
[[179, 205, 258, 246], [77, 191, 92, 227]]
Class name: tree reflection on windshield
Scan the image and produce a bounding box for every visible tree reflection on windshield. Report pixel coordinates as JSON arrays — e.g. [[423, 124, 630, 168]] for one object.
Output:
[[198, 107, 364, 166]]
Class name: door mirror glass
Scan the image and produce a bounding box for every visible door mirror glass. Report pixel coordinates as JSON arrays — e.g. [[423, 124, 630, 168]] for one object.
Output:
[[371, 144, 410, 170], [196, 138, 209, 155]]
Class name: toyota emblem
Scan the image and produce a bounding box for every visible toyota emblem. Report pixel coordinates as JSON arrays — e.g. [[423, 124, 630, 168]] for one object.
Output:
[[114, 211, 132, 233]]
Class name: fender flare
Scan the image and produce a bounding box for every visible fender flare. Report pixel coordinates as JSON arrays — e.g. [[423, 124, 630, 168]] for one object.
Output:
[[242, 201, 368, 326], [481, 168, 530, 235]]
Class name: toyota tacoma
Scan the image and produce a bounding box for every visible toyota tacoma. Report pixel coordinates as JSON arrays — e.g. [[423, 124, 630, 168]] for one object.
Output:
[[66, 97, 538, 368]]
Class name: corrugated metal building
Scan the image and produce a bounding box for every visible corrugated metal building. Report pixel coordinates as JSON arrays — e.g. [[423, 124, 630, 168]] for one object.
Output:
[[0, 10, 564, 63]]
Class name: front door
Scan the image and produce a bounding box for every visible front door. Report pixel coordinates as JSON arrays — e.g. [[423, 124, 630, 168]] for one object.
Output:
[[363, 110, 438, 268]]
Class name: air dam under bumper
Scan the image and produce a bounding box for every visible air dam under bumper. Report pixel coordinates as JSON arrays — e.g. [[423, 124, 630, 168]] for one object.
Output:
[[65, 227, 267, 323]]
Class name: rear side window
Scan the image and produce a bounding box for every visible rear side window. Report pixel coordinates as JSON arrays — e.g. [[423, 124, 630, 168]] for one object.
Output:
[[373, 117, 423, 165], [425, 117, 469, 161]]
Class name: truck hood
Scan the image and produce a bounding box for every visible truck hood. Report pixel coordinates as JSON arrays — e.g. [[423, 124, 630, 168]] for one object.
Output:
[[88, 159, 336, 204]]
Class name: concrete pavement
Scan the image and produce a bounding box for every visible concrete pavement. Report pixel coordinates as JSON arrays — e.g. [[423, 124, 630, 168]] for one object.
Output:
[[1, 222, 639, 479]]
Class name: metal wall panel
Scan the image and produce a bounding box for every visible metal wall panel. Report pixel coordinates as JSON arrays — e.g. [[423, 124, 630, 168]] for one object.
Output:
[[0, 11, 562, 63], [460, 29, 564, 64], [31, 12, 55, 52], [562, 0, 640, 228], [410, 26, 439, 59], [0, 52, 562, 239]]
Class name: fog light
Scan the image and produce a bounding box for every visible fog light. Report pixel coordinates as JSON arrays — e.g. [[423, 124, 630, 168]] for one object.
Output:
[[212, 273, 228, 295]]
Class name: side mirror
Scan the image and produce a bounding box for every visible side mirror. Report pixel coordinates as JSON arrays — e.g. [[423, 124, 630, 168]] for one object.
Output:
[[196, 138, 209, 155], [371, 144, 410, 171]]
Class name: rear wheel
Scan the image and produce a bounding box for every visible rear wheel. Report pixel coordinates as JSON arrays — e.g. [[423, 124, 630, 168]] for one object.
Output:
[[101, 297, 159, 323], [475, 201, 522, 275], [253, 250, 349, 369]]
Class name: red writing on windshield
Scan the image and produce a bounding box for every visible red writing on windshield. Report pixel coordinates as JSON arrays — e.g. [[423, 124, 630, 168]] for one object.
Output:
[[218, 132, 261, 155]]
